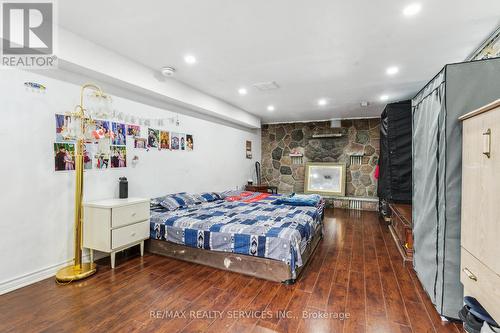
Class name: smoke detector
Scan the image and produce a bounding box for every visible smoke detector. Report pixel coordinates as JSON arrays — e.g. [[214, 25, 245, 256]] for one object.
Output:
[[160, 66, 176, 77], [252, 81, 280, 91]]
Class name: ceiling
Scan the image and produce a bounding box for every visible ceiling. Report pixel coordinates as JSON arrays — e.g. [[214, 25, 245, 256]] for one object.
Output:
[[58, 0, 500, 123]]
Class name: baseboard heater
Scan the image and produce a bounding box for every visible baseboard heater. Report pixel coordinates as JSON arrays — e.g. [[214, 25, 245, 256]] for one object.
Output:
[[323, 195, 378, 211], [348, 198, 363, 210]]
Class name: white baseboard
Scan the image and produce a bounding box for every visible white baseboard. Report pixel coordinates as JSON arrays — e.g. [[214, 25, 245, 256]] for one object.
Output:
[[0, 252, 105, 295]]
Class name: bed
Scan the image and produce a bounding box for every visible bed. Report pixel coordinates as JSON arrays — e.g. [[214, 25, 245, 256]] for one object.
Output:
[[146, 192, 324, 283]]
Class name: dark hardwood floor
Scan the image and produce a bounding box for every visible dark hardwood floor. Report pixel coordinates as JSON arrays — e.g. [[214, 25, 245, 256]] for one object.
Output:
[[0, 209, 465, 333]]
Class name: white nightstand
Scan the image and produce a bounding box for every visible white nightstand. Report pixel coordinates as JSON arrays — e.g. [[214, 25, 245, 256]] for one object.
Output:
[[83, 197, 150, 268]]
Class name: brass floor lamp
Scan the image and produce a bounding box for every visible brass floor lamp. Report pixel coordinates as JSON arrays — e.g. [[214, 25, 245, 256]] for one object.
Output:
[[56, 83, 112, 282]]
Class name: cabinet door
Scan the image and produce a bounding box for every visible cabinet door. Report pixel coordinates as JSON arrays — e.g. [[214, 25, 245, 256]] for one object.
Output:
[[461, 108, 500, 275]]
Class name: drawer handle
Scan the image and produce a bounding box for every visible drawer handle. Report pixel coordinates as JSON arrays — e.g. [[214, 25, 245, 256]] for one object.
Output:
[[483, 129, 491, 158], [463, 268, 477, 281], [131, 232, 136, 237], [131, 212, 137, 217]]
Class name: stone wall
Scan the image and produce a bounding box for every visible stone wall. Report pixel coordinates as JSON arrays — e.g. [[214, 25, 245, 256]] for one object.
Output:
[[261, 119, 380, 196]]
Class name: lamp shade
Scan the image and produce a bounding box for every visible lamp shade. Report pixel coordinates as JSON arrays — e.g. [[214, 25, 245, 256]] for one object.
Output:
[[87, 91, 113, 119]]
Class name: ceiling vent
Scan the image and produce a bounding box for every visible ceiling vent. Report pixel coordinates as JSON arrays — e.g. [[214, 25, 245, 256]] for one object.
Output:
[[252, 81, 280, 91]]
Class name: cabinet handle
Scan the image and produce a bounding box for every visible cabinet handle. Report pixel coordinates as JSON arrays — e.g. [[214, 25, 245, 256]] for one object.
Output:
[[483, 129, 491, 158], [463, 268, 477, 281], [131, 232, 136, 237], [131, 212, 136, 217]]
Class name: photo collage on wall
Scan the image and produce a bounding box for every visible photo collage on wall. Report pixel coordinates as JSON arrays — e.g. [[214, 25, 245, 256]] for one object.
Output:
[[54, 113, 194, 172], [142, 128, 193, 152]]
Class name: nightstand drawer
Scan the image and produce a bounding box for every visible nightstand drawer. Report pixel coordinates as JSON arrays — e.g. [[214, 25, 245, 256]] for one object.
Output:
[[460, 247, 500, 321], [112, 221, 149, 249], [111, 202, 149, 228]]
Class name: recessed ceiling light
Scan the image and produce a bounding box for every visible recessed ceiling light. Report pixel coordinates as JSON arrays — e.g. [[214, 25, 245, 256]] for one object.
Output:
[[238, 88, 247, 95], [403, 3, 421, 16], [317, 98, 328, 106], [380, 95, 389, 101], [386, 66, 399, 76], [267, 105, 275, 112], [184, 54, 197, 64]]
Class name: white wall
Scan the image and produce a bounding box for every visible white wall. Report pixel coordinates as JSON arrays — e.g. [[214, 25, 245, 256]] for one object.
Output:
[[0, 69, 261, 293]]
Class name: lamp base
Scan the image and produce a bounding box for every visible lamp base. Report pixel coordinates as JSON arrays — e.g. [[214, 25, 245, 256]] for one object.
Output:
[[55, 263, 97, 282]]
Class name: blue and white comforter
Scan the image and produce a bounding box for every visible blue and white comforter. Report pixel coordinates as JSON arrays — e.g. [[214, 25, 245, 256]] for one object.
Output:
[[150, 200, 323, 277]]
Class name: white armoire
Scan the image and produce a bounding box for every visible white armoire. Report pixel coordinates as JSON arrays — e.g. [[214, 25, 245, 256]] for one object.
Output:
[[459, 99, 500, 322]]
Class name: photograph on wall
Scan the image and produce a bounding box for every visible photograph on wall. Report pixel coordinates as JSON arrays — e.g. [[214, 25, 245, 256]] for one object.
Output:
[[171, 132, 180, 150], [160, 131, 170, 150], [54, 142, 75, 171], [93, 119, 111, 142], [55, 114, 77, 142], [148, 128, 159, 148], [93, 137, 111, 169], [110, 146, 127, 168], [246, 140, 252, 159], [180, 133, 186, 150], [112, 122, 126, 145], [83, 143, 97, 170], [134, 137, 147, 149], [126, 124, 141, 137], [94, 152, 110, 169], [186, 134, 194, 151]]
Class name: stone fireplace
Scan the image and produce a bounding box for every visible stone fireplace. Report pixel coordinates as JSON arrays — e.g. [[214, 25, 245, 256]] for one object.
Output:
[[260, 119, 380, 199]]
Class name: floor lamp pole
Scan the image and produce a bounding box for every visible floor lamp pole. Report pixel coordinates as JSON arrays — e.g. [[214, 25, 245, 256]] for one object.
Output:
[[56, 84, 108, 282]]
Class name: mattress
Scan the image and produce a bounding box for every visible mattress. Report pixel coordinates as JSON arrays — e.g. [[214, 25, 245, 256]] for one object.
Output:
[[150, 199, 323, 277]]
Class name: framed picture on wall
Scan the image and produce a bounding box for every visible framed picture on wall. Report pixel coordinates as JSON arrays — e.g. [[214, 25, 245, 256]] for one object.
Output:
[[246, 140, 252, 159], [304, 162, 346, 196]]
